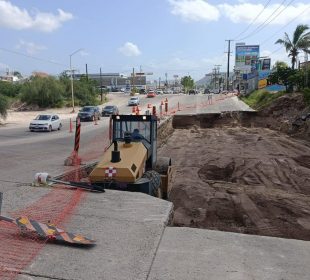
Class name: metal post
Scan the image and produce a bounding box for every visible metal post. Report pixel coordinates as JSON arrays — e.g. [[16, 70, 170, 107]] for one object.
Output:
[[70, 55, 75, 113]]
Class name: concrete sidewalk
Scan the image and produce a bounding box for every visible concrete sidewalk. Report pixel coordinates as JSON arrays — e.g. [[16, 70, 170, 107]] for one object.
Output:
[[14, 189, 173, 280], [11, 189, 310, 280]]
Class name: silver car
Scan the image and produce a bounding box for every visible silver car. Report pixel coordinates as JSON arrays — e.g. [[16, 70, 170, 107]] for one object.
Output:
[[29, 114, 62, 132], [128, 96, 140, 106]]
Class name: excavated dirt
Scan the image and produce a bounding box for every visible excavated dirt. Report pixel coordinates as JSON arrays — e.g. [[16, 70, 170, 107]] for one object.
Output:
[[158, 126, 310, 241]]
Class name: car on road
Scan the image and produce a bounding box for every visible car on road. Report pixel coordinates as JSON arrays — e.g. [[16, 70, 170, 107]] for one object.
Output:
[[102, 105, 119, 116], [204, 89, 211, 94], [78, 106, 101, 121], [139, 89, 146, 94], [164, 89, 173, 94], [147, 91, 156, 98], [156, 89, 163, 95], [29, 114, 62, 132], [188, 89, 198, 95], [128, 96, 140, 106]]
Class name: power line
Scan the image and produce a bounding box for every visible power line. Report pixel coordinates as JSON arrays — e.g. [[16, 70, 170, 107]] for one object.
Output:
[[260, 4, 310, 46], [0, 47, 66, 67], [238, 0, 295, 41], [234, 0, 273, 40]]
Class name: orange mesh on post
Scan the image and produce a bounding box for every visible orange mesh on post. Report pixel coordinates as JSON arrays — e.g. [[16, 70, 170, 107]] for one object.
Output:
[[0, 121, 113, 279], [0, 189, 85, 279]]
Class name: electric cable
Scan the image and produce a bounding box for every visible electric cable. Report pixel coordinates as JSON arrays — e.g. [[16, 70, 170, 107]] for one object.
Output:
[[238, 0, 296, 41], [0, 47, 66, 67], [260, 4, 310, 46], [234, 0, 273, 40]]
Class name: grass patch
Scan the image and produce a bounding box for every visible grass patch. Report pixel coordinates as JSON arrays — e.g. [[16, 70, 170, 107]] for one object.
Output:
[[302, 88, 310, 106], [241, 89, 286, 110]]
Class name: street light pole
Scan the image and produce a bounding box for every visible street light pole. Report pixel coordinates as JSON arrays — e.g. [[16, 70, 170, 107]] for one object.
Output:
[[69, 48, 83, 113]]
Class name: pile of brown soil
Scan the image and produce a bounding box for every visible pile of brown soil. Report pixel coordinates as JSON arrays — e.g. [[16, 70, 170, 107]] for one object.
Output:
[[159, 126, 310, 241], [256, 93, 310, 138]]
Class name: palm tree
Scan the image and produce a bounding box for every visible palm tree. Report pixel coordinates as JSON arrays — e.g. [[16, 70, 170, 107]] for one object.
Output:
[[275, 24, 310, 70]]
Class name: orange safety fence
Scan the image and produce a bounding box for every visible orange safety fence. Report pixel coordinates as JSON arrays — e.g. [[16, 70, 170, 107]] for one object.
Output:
[[0, 125, 112, 280]]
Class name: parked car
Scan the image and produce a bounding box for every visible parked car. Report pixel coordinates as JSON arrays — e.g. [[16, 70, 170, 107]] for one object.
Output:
[[188, 89, 198, 95], [204, 89, 211, 94], [147, 91, 156, 98], [139, 89, 146, 94], [164, 89, 173, 94], [102, 105, 119, 116], [128, 96, 140, 106], [156, 89, 163, 95], [78, 106, 101, 121], [29, 114, 62, 132]]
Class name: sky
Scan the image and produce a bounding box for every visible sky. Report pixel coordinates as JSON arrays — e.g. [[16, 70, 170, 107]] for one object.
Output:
[[0, 0, 310, 81]]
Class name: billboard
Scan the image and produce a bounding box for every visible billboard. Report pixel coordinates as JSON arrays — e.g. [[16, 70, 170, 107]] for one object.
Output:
[[235, 45, 260, 72], [258, 70, 271, 89]]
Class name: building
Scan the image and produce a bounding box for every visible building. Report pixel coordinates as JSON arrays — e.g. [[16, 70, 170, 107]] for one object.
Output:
[[74, 73, 146, 89]]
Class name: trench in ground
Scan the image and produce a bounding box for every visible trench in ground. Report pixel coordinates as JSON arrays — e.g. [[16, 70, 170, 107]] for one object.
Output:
[[56, 114, 310, 241], [160, 113, 310, 241]]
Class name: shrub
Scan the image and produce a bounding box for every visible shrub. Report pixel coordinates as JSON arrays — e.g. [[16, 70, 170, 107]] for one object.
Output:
[[0, 94, 9, 119], [302, 88, 310, 106]]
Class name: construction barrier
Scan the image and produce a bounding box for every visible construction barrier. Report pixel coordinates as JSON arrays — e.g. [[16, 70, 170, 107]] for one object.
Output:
[[74, 118, 81, 153], [152, 106, 156, 116], [69, 118, 73, 133], [132, 106, 136, 115]]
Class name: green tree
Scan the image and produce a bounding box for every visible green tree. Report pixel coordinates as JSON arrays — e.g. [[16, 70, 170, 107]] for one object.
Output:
[[269, 62, 295, 92], [0, 81, 21, 98], [181, 76, 194, 93], [275, 24, 310, 70], [20, 76, 65, 108], [0, 94, 9, 119]]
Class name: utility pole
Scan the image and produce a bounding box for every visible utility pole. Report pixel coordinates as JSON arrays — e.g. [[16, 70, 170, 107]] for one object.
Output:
[[225, 39, 233, 91], [159, 77, 161, 89], [214, 65, 221, 92], [165, 72, 168, 87], [131, 68, 135, 95], [85, 64, 88, 81], [100, 67, 103, 102]]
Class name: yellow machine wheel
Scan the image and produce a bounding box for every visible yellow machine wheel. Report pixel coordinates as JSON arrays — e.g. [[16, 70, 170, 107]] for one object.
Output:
[[142, 170, 161, 197]]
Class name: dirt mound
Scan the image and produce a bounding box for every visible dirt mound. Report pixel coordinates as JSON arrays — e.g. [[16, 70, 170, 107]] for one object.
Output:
[[159, 126, 310, 241], [257, 93, 310, 138]]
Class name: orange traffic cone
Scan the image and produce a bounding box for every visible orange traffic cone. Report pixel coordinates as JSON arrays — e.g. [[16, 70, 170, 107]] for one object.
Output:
[[132, 106, 136, 114]]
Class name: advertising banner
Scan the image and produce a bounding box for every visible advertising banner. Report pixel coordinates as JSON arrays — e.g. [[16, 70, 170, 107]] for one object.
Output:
[[235, 45, 260, 71], [257, 58, 271, 70], [258, 70, 271, 89]]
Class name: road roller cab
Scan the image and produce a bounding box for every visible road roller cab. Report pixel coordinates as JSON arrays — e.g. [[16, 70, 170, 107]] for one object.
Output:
[[89, 115, 171, 197]]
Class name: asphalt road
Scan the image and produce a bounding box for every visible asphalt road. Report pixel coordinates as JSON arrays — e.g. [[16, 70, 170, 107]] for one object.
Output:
[[0, 92, 253, 191], [0, 93, 200, 189]]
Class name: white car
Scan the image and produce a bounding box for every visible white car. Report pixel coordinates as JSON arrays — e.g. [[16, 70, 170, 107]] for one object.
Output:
[[29, 114, 62, 132], [128, 96, 140, 106], [156, 89, 163, 95]]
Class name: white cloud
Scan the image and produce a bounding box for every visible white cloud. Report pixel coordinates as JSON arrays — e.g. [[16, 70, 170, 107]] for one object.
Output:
[[219, 2, 310, 25], [119, 42, 141, 57], [80, 50, 90, 57], [0, 0, 73, 32], [169, 0, 220, 21], [15, 40, 46, 55]]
